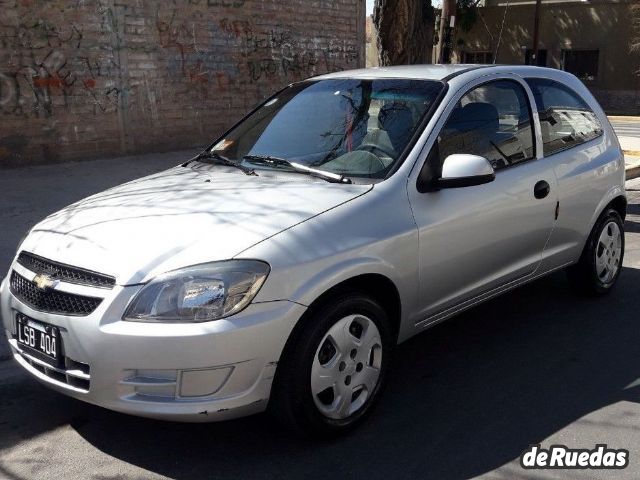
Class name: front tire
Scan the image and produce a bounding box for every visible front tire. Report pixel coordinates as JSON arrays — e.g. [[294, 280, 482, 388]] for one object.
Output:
[[270, 292, 393, 437], [567, 208, 625, 295]]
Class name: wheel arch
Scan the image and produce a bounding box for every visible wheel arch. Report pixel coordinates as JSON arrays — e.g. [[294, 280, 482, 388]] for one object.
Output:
[[573, 191, 627, 266], [587, 187, 627, 235], [608, 195, 627, 221], [281, 272, 403, 362], [307, 273, 402, 341]]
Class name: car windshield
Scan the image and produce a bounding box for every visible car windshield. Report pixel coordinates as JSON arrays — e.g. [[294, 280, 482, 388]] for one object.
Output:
[[205, 78, 444, 180]]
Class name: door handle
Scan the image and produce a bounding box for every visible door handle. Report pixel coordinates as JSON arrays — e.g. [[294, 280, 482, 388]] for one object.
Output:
[[534, 180, 550, 199]]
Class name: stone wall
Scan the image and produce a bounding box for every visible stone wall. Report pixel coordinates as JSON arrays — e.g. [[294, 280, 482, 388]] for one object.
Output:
[[0, 0, 365, 166]]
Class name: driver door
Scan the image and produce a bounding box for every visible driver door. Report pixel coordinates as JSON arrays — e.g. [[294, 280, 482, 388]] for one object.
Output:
[[407, 77, 558, 324]]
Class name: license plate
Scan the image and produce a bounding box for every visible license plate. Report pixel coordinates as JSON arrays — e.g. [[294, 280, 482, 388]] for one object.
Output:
[[15, 314, 62, 366]]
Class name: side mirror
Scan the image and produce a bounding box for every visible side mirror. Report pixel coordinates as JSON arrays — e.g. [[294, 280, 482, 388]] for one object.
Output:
[[436, 154, 495, 189]]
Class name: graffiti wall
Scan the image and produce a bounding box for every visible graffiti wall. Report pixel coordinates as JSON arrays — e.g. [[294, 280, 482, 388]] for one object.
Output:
[[0, 0, 365, 165]]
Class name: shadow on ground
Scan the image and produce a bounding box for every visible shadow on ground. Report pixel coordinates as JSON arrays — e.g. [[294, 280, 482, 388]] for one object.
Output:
[[2, 265, 640, 479]]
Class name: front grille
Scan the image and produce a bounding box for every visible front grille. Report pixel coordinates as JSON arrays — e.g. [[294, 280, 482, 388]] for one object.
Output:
[[17, 251, 115, 289], [10, 271, 102, 316]]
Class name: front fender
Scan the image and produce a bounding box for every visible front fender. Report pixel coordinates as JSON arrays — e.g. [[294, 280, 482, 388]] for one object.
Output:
[[251, 245, 419, 344], [287, 256, 404, 308], [239, 179, 420, 343]]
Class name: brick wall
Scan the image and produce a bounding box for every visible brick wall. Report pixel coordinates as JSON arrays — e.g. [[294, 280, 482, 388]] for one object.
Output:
[[0, 0, 366, 166]]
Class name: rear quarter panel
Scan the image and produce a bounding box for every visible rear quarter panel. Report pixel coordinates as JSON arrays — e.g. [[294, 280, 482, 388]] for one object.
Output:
[[537, 75, 626, 271]]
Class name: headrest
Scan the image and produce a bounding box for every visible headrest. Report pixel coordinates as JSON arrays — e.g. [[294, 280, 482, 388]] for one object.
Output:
[[378, 103, 414, 152], [458, 102, 500, 132], [378, 103, 413, 130]]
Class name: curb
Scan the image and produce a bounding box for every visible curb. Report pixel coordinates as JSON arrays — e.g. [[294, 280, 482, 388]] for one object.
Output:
[[627, 163, 640, 181], [624, 150, 640, 157], [609, 116, 640, 123]]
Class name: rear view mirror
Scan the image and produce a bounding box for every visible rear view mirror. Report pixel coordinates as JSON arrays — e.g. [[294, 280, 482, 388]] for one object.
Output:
[[436, 154, 495, 188]]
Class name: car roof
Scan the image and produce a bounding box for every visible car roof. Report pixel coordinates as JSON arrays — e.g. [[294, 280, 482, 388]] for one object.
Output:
[[312, 64, 478, 81], [311, 64, 573, 83]]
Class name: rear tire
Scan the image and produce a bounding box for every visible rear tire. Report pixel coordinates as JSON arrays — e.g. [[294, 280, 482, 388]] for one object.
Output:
[[566, 208, 624, 295], [269, 292, 393, 437]]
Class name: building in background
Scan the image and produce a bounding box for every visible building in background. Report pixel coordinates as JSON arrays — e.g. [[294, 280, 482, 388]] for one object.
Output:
[[366, 15, 379, 67], [452, 0, 640, 114], [0, 0, 366, 166]]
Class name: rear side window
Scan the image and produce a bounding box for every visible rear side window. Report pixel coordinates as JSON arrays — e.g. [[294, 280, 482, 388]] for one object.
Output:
[[525, 78, 603, 157]]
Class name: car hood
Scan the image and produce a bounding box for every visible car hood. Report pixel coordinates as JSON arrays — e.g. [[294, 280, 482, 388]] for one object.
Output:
[[20, 165, 371, 284]]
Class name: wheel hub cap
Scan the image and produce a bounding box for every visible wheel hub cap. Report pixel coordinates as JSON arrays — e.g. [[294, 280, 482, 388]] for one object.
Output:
[[595, 221, 622, 285], [311, 314, 382, 420]]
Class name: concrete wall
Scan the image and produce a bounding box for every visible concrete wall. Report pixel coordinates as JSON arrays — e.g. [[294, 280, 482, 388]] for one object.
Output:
[[453, 0, 640, 114], [0, 0, 365, 166]]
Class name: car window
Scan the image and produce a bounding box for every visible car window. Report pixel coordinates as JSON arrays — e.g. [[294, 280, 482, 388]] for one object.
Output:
[[436, 80, 535, 171], [210, 79, 444, 179], [525, 78, 603, 157]]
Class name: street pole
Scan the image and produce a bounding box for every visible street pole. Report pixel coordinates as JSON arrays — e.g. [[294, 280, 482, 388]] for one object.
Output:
[[531, 0, 542, 65], [438, 0, 450, 63], [439, 0, 457, 64]]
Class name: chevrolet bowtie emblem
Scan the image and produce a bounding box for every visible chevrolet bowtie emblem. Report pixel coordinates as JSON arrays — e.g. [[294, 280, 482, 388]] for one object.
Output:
[[32, 273, 57, 291]]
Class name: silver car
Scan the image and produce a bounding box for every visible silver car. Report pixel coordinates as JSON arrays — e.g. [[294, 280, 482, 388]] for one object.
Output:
[[1, 65, 626, 436]]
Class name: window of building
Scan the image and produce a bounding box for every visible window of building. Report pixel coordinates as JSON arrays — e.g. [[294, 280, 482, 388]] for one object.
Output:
[[462, 51, 494, 64], [561, 49, 599, 81], [436, 80, 535, 170], [525, 78, 603, 157], [525, 49, 547, 67]]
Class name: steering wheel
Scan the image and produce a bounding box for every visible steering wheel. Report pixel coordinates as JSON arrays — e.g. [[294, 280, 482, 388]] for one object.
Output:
[[356, 143, 396, 160]]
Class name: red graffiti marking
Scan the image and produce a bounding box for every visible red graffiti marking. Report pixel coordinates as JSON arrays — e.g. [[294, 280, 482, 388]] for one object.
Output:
[[218, 18, 251, 38], [189, 71, 208, 84], [187, 60, 209, 85], [33, 75, 63, 88], [215, 72, 229, 91]]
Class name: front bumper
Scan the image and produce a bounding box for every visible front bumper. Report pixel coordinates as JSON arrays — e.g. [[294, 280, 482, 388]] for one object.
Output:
[[0, 272, 306, 422]]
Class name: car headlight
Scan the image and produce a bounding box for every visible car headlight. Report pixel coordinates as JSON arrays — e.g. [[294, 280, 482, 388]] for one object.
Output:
[[123, 260, 270, 323]]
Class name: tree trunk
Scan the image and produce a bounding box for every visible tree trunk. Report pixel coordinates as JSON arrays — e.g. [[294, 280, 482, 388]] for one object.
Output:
[[373, 0, 435, 66], [632, 3, 640, 53]]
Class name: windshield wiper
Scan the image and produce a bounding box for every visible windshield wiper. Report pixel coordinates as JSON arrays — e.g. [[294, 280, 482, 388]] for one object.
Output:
[[189, 151, 258, 176], [243, 154, 351, 184]]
